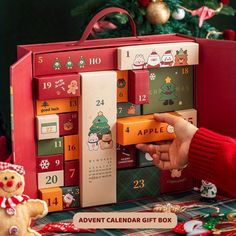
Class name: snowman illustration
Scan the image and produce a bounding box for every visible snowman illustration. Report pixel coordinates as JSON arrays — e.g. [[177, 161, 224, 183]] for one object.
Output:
[[132, 54, 146, 69], [146, 50, 161, 68], [160, 50, 174, 67]]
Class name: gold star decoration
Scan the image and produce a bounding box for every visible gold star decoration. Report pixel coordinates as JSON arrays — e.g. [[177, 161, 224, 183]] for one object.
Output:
[[165, 76, 172, 83]]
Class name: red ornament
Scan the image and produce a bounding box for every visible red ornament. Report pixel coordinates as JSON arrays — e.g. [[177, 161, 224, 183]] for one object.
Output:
[[223, 29, 235, 40], [138, 0, 150, 7], [38, 222, 96, 234], [221, 0, 230, 4], [173, 222, 186, 234]]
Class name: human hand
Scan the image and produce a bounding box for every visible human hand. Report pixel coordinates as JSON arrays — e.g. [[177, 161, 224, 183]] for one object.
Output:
[[136, 113, 198, 170]]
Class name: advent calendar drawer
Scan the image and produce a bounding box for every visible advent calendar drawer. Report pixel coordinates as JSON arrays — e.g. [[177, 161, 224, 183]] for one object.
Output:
[[117, 144, 136, 169], [39, 187, 63, 212], [62, 186, 80, 209], [160, 168, 193, 194], [118, 42, 198, 70], [143, 66, 194, 114], [117, 102, 141, 118], [34, 47, 117, 76], [79, 71, 117, 207], [36, 154, 63, 172], [117, 114, 176, 145], [38, 137, 64, 156], [37, 170, 64, 189], [35, 74, 80, 100], [117, 166, 160, 202]]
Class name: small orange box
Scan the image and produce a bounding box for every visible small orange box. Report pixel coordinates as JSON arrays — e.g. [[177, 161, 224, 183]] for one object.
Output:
[[117, 70, 128, 102], [117, 114, 176, 145], [39, 187, 63, 212], [64, 135, 79, 161], [36, 97, 78, 115]]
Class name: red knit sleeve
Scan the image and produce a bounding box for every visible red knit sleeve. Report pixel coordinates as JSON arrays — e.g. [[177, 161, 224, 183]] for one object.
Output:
[[188, 128, 236, 197]]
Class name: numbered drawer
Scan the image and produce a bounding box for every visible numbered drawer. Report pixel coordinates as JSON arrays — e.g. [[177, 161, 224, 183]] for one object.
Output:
[[59, 112, 78, 136], [117, 115, 176, 146], [160, 168, 193, 194], [38, 137, 64, 156], [117, 42, 199, 70], [117, 102, 141, 118], [117, 144, 136, 169], [64, 135, 79, 161], [62, 186, 80, 209], [37, 170, 64, 189], [36, 154, 63, 173], [39, 187, 63, 212], [117, 166, 160, 202], [35, 74, 80, 100], [36, 97, 78, 115], [36, 115, 59, 140], [128, 70, 149, 105], [64, 160, 80, 186], [117, 71, 128, 103], [176, 109, 197, 126], [142, 66, 194, 115]]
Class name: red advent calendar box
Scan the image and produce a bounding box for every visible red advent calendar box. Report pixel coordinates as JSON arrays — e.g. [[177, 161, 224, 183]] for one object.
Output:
[[10, 7, 236, 210]]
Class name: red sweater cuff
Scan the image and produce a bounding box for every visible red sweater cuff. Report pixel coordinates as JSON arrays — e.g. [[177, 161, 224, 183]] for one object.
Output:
[[188, 128, 236, 194]]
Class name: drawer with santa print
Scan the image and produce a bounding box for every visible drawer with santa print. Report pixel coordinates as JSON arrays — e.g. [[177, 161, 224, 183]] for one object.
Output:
[[117, 42, 199, 70], [62, 186, 80, 209], [117, 166, 160, 202], [142, 66, 194, 114]]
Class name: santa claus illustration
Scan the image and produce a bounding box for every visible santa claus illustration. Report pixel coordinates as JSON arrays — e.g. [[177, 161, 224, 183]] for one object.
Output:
[[146, 50, 160, 68], [161, 50, 174, 67]]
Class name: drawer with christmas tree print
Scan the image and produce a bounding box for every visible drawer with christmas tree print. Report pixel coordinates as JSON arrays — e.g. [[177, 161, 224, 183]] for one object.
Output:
[[142, 66, 194, 114]]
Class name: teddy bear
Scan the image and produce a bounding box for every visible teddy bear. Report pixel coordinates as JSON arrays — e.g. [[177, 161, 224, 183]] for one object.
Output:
[[0, 162, 48, 236], [99, 133, 113, 150]]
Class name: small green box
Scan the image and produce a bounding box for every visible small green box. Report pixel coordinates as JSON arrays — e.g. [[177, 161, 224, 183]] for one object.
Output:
[[143, 66, 194, 114], [117, 102, 141, 118], [38, 137, 64, 156], [61, 186, 80, 209], [117, 166, 160, 202], [137, 150, 154, 167]]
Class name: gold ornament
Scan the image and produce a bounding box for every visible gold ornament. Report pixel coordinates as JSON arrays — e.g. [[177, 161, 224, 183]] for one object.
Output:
[[146, 0, 170, 25]]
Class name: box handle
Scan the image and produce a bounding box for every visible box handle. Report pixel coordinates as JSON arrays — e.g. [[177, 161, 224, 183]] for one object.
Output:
[[76, 7, 138, 45]]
